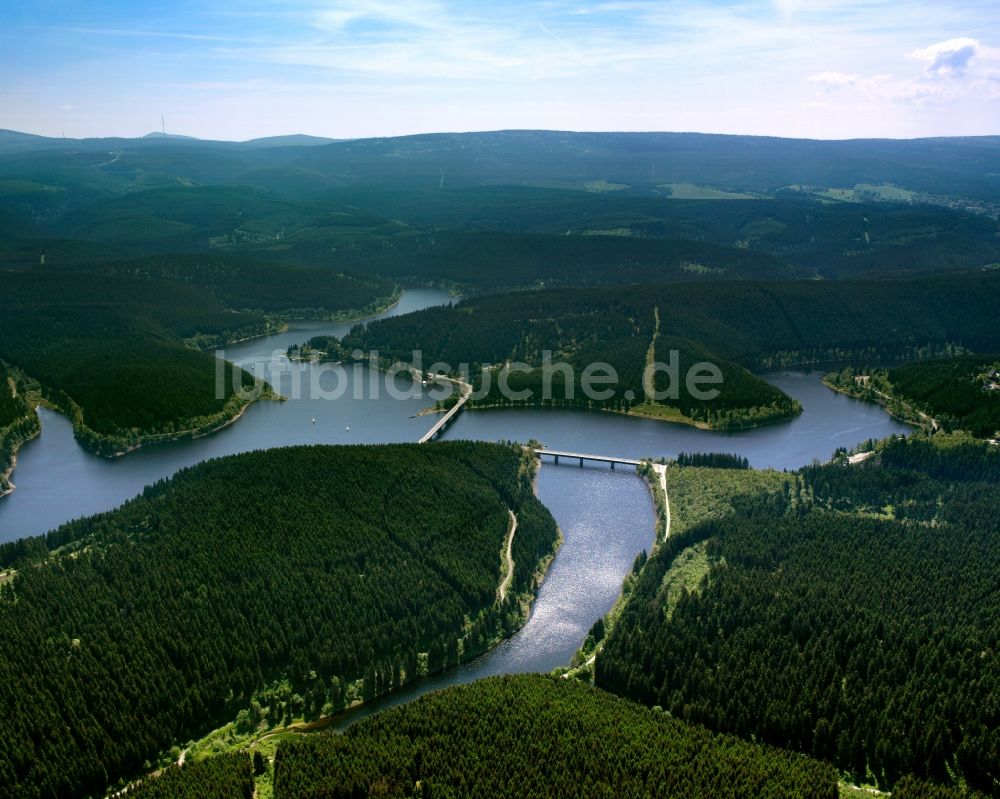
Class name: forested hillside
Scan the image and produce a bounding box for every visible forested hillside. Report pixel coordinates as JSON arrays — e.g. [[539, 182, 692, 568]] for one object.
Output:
[[273, 675, 838, 799], [341, 272, 1000, 365], [0, 269, 266, 455], [324, 188, 1000, 281], [598, 437, 1000, 793], [333, 291, 800, 429], [285, 230, 802, 291], [47, 254, 399, 319], [0, 364, 40, 496], [127, 753, 254, 799], [0, 443, 558, 798], [828, 357, 1000, 438], [3, 131, 999, 294]]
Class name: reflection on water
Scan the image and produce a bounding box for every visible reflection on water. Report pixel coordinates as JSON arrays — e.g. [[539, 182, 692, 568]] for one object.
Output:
[[328, 462, 655, 730]]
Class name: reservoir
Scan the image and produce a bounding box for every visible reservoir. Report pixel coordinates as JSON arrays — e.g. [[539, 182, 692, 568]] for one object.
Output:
[[0, 288, 911, 720]]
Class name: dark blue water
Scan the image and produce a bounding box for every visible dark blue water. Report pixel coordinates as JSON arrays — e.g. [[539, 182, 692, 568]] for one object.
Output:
[[441, 370, 910, 470]]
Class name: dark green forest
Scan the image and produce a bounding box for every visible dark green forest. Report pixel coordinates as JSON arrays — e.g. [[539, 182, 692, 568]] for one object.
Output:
[[127, 753, 254, 799], [0, 270, 264, 455], [338, 271, 1000, 367], [598, 436, 1000, 793], [297, 230, 801, 291], [49, 254, 399, 319], [273, 675, 838, 799], [887, 357, 1000, 437], [0, 364, 40, 495], [827, 357, 1000, 438], [675, 452, 750, 469], [332, 291, 800, 429], [3, 130, 999, 295], [892, 775, 990, 799], [329, 271, 1000, 427], [0, 443, 557, 798]]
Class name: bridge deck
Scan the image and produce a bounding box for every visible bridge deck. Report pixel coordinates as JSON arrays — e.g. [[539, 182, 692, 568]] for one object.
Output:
[[418, 379, 472, 444], [533, 448, 643, 467]]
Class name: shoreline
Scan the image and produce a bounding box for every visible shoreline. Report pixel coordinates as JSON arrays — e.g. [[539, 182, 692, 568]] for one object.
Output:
[[31, 384, 282, 462], [205, 289, 402, 351], [134, 450, 562, 783], [821, 375, 928, 431], [450, 398, 800, 432], [100, 389, 282, 458], [0, 412, 42, 500]]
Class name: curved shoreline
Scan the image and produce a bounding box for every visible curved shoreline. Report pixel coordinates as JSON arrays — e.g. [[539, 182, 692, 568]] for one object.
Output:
[[449, 397, 801, 432], [0, 412, 42, 500]]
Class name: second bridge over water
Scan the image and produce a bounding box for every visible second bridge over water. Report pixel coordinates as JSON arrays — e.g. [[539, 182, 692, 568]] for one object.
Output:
[[533, 448, 644, 470]]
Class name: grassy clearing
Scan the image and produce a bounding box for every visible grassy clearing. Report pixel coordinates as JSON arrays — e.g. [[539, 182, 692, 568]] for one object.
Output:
[[668, 465, 792, 536], [658, 541, 714, 618]]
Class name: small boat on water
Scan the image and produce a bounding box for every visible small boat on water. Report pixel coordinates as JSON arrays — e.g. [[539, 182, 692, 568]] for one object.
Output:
[[345, 425, 351, 431]]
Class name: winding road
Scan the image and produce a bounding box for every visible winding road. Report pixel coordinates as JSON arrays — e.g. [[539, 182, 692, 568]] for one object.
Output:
[[498, 509, 517, 604]]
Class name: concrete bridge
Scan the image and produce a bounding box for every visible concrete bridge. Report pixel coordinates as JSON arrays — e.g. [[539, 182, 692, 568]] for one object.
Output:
[[418, 378, 473, 444], [533, 448, 644, 470]]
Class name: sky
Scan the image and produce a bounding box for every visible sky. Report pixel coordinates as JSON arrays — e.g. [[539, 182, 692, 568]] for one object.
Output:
[[1, 0, 998, 141]]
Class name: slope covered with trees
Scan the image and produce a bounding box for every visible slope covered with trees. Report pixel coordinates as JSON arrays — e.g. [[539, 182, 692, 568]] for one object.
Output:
[[0, 442, 557, 798], [127, 753, 254, 799], [0, 364, 40, 496], [307, 230, 802, 292], [0, 269, 265, 455], [333, 289, 801, 429], [826, 356, 1000, 438], [598, 437, 1000, 793], [273, 675, 838, 799], [337, 273, 1000, 370], [51, 254, 399, 319]]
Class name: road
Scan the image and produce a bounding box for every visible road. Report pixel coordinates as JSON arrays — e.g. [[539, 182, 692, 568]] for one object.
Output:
[[498, 509, 517, 604]]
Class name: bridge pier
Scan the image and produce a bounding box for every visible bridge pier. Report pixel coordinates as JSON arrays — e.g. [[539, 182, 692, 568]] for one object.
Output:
[[554, 454, 559, 464]]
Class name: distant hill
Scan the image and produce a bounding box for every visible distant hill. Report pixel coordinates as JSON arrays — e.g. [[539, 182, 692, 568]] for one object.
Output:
[[239, 134, 343, 148], [1, 127, 998, 202], [1, 127, 998, 283], [141, 131, 200, 141], [0, 128, 340, 155]]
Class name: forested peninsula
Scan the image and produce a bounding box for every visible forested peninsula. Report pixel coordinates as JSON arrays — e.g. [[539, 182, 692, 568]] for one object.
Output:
[[0, 442, 558, 798], [0, 256, 401, 464]]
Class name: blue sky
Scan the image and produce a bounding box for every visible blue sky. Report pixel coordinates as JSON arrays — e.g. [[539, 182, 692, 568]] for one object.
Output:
[[1, 0, 998, 140]]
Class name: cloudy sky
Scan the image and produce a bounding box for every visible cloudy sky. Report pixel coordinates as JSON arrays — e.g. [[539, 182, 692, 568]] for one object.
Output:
[[1, 0, 998, 140]]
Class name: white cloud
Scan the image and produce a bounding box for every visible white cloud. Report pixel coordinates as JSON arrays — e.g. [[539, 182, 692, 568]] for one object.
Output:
[[809, 35, 1000, 110], [910, 37, 981, 77], [808, 71, 863, 87]]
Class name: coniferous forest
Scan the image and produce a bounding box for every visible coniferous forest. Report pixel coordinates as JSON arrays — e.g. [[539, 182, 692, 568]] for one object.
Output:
[[0, 442, 557, 798], [272, 675, 839, 799], [597, 436, 1000, 793], [0, 363, 40, 495], [127, 753, 254, 799]]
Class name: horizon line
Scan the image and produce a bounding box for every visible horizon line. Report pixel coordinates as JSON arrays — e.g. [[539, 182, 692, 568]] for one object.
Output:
[[3, 126, 1000, 146]]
